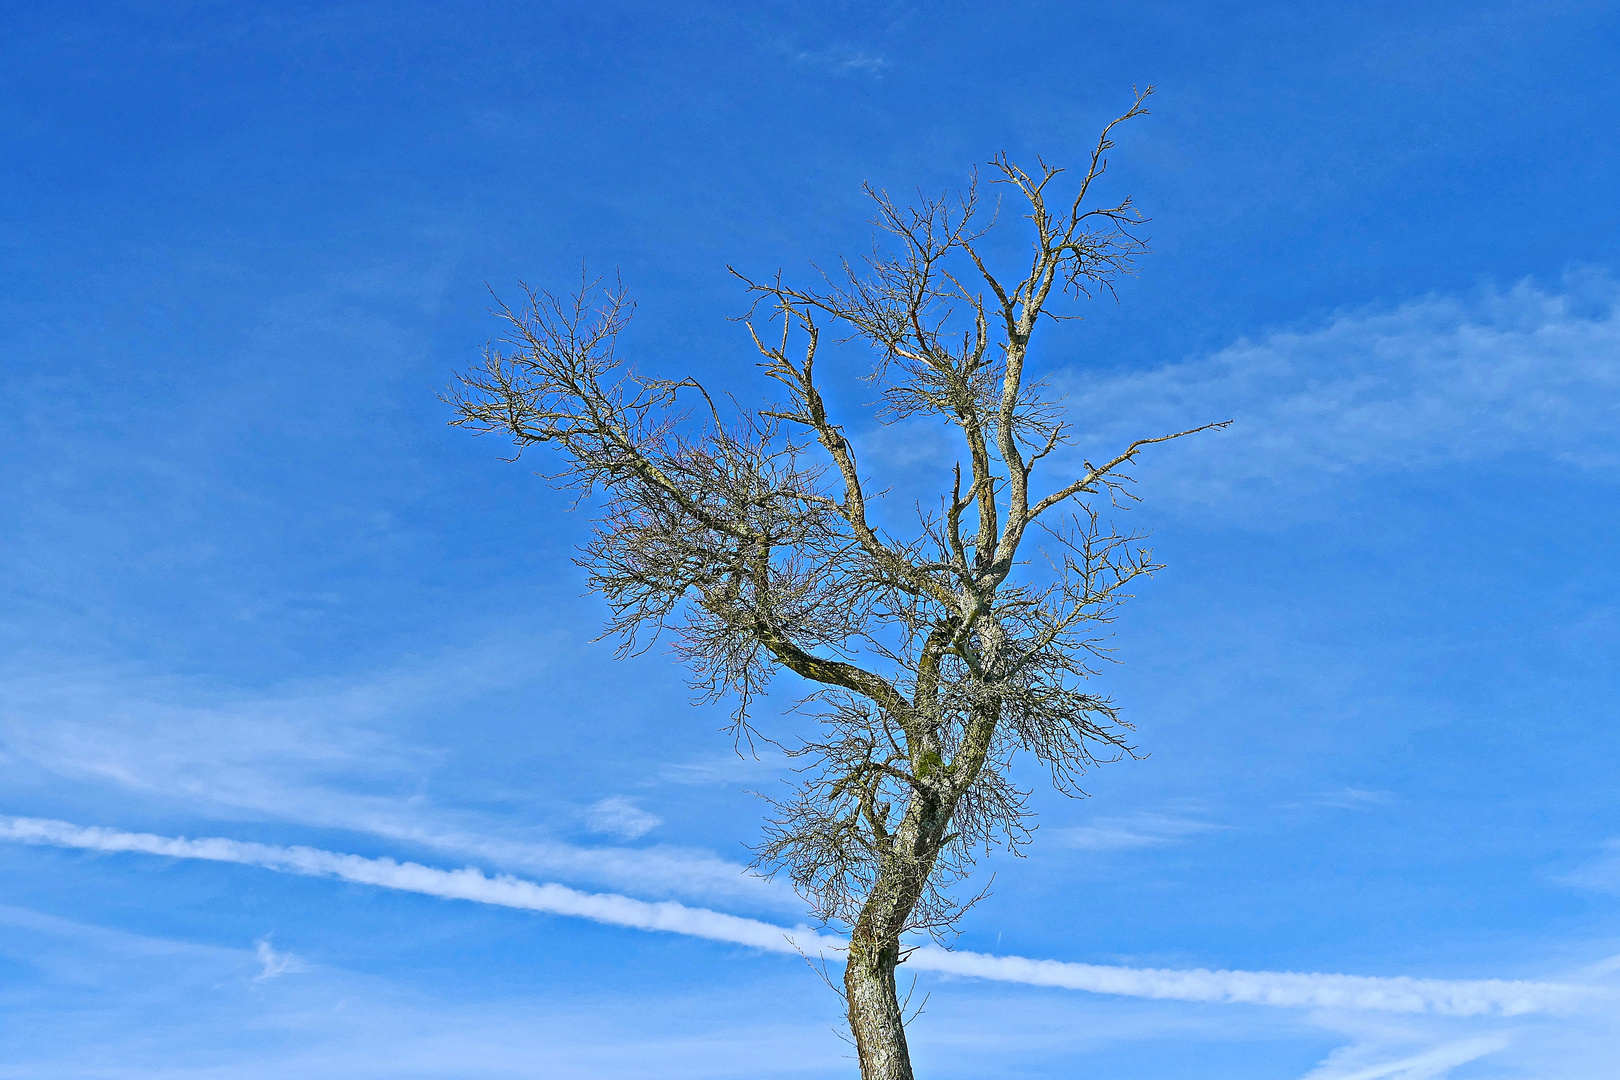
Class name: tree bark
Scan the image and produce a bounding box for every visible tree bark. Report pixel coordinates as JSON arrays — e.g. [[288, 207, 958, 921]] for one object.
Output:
[[843, 791, 948, 1080], [844, 934, 914, 1080]]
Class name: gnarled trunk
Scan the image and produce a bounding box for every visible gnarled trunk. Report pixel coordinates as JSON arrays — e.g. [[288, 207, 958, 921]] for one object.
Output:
[[843, 786, 952, 1080], [845, 933, 913, 1080]]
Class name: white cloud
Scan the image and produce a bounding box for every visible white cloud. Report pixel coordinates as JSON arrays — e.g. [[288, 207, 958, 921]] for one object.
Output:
[[657, 749, 790, 785], [905, 946, 1592, 1018], [1052, 812, 1222, 851], [0, 815, 840, 957], [254, 938, 301, 981], [1045, 272, 1620, 513], [1298, 1035, 1511, 1079], [0, 657, 788, 908], [791, 45, 887, 75], [1312, 789, 1396, 811], [1554, 837, 1620, 894], [855, 273, 1620, 527], [0, 903, 846, 1080], [585, 797, 661, 840], [3, 815, 1601, 1019]]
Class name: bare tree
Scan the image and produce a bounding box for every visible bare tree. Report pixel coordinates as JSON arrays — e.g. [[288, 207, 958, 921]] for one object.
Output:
[[447, 88, 1223, 1079]]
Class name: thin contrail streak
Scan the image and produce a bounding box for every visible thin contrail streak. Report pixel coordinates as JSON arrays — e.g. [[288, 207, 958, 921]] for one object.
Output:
[[0, 815, 1597, 1017]]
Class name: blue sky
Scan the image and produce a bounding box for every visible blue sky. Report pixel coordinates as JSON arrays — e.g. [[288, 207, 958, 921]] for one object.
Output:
[[3, 2, 1620, 1077]]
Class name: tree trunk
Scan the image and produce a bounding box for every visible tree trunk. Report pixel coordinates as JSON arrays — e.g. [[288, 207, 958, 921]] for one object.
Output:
[[841, 778, 957, 1078], [844, 933, 914, 1080]]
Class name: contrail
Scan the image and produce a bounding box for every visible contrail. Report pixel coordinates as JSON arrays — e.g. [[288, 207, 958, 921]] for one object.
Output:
[[0, 815, 841, 955], [1, 815, 1597, 1017], [903, 948, 1587, 1016]]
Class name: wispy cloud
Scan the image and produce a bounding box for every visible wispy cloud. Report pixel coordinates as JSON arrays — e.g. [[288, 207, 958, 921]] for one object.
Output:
[[1311, 788, 1396, 810], [3, 815, 1599, 1018], [0, 815, 839, 955], [907, 947, 1590, 1018], [1299, 1034, 1511, 1079], [856, 273, 1620, 526], [1554, 837, 1620, 893], [0, 658, 788, 907], [657, 750, 789, 785], [585, 797, 661, 840], [1051, 272, 1620, 513], [254, 938, 301, 981], [0, 903, 846, 1080], [1052, 812, 1222, 851], [791, 45, 887, 75]]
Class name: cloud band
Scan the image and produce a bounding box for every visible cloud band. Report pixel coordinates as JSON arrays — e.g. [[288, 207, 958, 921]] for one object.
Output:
[[1, 815, 1595, 1017]]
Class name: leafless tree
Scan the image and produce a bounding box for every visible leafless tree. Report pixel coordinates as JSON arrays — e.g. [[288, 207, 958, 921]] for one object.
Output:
[[447, 87, 1223, 1079]]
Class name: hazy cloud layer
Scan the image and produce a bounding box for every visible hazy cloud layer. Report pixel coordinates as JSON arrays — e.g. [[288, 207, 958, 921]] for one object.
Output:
[[1052, 812, 1223, 851], [1554, 837, 1620, 894], [0, 658, 787, 908], [864, 273, 1620, 520], [1059, 273, 1620, 510], [0, 904, 846, 1080], [1299, 1035, 1512, 1080]]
